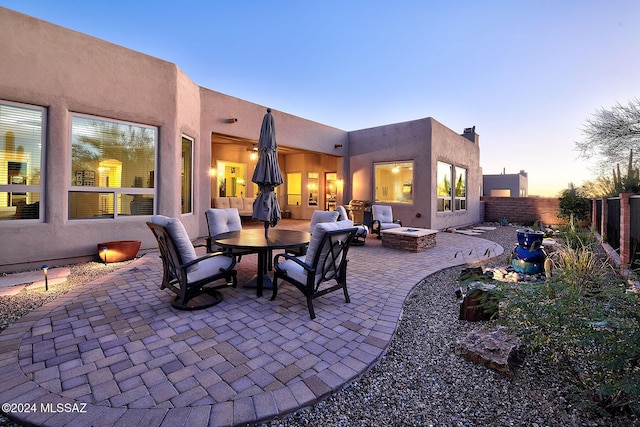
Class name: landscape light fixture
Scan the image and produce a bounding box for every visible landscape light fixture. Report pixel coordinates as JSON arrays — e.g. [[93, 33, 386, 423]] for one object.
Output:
[[102, 246, 108, 264], [41, 264, 49, 291]]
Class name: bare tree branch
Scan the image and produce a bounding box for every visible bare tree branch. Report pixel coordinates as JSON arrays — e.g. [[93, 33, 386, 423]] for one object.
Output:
[[576, 99, 640, 171]]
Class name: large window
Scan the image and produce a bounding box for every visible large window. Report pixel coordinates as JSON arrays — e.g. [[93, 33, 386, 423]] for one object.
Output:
[[455, 167, 467, 211], [70, 115, 156, 219], [0, 101, 45, 221], [374, 161, 413, 204], [438, 161, 467, 212], [287, 172, 301, 206], [437, 161, 452, 212], [182, 136, 192, 214]]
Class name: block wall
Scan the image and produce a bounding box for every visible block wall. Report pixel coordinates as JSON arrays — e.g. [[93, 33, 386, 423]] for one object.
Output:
[[481, 196, 566, 226]]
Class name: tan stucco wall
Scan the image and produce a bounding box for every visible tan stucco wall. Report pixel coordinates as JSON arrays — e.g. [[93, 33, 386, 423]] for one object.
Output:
[[348, 117, 480, 229], [0, 7, 482, 272], [0, 7, 189, 270], [430, 119, 481, 230]]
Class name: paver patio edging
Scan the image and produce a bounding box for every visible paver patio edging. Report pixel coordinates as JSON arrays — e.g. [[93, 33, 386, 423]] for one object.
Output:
[[0, 232, 503, 427]]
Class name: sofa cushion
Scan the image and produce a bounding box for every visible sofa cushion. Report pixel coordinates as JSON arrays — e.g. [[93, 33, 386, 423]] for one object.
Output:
[[243, 198, 254, 211], [213, 197, 231, 209], [228, 197, 244, 211]]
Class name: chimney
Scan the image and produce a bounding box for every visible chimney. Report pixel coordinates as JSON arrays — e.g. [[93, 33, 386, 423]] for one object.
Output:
[[462, 126, 478, 143]]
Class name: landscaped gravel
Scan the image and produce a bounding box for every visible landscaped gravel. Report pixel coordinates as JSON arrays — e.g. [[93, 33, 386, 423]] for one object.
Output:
[[259, 224, 638, 427], [0, 224, 637, 427]]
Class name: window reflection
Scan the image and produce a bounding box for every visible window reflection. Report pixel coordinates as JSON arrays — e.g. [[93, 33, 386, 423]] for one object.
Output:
[[0, 102, 44, 221], [70, 115, 156, 219], [374, 161, 413, 204]]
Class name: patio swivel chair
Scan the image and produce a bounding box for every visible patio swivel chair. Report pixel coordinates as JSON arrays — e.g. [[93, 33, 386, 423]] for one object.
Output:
[[371, 205, 402, 239], [147, 215, 237, 310], [272, 220, 357, 319], [336, 205, 368, 245]]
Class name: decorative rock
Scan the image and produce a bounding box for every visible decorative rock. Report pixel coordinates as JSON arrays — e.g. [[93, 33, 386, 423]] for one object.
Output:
[[456, 327, 524, 378], [458, 282, 498, 321]]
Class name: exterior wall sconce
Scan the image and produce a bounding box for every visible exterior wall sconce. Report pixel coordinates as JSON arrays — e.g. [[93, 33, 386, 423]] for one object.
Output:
[[228, 118, 238, 123], [41, 264, 49, 291], [248, 146, 258, 160]]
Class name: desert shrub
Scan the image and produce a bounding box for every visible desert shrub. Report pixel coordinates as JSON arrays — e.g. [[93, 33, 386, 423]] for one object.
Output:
[[497, 238, 640, 416]]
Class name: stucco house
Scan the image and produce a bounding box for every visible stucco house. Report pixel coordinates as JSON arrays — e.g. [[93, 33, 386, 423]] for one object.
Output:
[[0, 7, 481, 272], [483, 170, 528, 197]]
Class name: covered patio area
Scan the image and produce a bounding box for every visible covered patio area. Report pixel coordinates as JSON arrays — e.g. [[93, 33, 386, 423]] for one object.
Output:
[[0, 220, 503, 427]]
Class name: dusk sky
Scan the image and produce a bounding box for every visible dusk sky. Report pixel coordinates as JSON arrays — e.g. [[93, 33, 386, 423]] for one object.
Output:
[[3, 0, 639, 196]]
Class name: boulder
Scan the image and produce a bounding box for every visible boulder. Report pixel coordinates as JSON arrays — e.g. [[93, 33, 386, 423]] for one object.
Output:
[[456, 327, 524, 378]]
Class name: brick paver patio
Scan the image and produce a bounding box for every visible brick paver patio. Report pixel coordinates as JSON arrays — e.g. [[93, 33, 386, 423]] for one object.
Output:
[[0, 222, 503, 427]]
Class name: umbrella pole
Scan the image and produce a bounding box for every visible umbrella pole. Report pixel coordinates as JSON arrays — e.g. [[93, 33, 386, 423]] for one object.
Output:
[[264, 221, 269, 238]]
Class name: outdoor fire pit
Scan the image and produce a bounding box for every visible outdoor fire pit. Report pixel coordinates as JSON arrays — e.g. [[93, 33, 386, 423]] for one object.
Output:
[[97, 240, 141, 263]]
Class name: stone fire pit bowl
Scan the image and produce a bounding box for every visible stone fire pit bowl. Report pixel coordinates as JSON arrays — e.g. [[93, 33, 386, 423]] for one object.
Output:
[[97, 240, 141, 263]]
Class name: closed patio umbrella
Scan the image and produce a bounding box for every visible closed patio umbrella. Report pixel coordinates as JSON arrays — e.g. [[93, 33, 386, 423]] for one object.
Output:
[[252, 108, 283, 236]]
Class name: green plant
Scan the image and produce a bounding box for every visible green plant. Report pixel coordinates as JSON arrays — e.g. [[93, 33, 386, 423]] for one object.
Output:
[[557, 224, 597, 252], [612, 149, 640, 195], [495, 237, 640, 416], [558, 184, 591, 225]]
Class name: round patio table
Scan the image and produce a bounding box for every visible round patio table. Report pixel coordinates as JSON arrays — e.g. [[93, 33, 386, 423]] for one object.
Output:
[[214, 228, 310, 297]]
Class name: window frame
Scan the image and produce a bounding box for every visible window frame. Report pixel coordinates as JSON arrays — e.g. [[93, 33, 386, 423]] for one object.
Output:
[[287, 172, 302, 206], [181, 135, 193, 215], [0, 100, 46, 223], [436, 161, 452, 212], [373, 161, 414, 204], [454, 166, 467, 211], [68, 113, 157, 220]]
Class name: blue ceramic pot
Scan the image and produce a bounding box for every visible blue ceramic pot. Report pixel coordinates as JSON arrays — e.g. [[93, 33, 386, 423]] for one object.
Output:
[[516, 229, 544, 249], [511, 245, 546, 274]]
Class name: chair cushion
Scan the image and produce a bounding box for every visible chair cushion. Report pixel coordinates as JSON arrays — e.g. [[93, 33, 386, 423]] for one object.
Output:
[[305, 219, 353, 285], [355, 224, 368, 237], [372, 205, 394, 223], [151, 215, 197, 266], [276, 256, 307, 284], [308, 210, 339, 234], [380, 222, 402, 231], [305, 219, 353, 266], [335, 205, 348, 221], [206, 208, 242, 236], [187, 253, 234, 282]]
